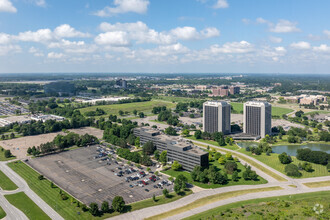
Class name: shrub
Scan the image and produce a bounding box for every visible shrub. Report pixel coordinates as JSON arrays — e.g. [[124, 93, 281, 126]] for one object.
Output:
[[285, 164, 302, 177]]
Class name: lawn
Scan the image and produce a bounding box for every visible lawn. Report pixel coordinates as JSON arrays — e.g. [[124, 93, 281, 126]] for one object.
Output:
[[303, 180, 330, 188], [0, 169, 18, 190], [162, 160, 267, 189], [230, 102, 294, 117], [8, 161, 194, 219], [146, 186, 282, 220], [186, 190, 330, 220], [237, 148, 329, 178], [186, 136, 240, 151], [191, 141, 287, 182], [79, 100, 176, 116], [153, 96, 199, 103], [0, 206, 5, 219], [0, 147, 16, 161], [5, 192, 51, 220], [304, 110, 330, 115]]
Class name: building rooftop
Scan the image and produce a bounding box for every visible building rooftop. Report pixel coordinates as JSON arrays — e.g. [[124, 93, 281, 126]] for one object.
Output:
[[204, 100, 229, 106], [244, 101, 271, 107]]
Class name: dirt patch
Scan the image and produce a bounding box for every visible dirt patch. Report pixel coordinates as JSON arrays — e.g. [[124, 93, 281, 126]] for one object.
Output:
[[67, 127, 104, 139]]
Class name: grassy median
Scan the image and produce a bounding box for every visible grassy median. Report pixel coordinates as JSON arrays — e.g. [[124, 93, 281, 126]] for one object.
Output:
[[0, 206, 6, 219], [303, 180, 330, 188], [0, 169, 18, 190], [5, 192, 51, 220], [146, 186, 282, 220], [185, 190, 330, 220]]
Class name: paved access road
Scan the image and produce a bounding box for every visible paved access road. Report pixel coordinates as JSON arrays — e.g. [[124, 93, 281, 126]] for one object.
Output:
[[0, 161, 64, 220]]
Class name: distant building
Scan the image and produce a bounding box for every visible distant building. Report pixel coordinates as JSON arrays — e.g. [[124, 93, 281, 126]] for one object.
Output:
[[133, 127, 209, 171], [44, 81, 75, 96], [211, 86, 229, 97], [203, 101, 231, 134], [229, 86, 240, 95], [194, 85, 208, 91], [243, 101, 271, 138], [115, 79, 127, 89]]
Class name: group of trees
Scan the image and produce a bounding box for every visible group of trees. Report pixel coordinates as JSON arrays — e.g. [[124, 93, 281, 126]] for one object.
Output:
[[151, 106, 167, 114], [89, 196, 126, 216], [246, 143, 272, 156], [164, 126, 177, 136], [191, 165, 228, 185], [116, 148, 152, 166], [154, 150, 167, 165], [102, 120, 137, 148], [278, 152, 292, 164], [84, 108, 105, 117], [194, 131, 228, 146], [27, 132, 98, 156], [1, 148, 12, 158], [296, 148, 329, 165], [157, 110, 179, 126]]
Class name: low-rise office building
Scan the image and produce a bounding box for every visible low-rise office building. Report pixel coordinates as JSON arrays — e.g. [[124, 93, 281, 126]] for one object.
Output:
[[133, 127, 209, 171]]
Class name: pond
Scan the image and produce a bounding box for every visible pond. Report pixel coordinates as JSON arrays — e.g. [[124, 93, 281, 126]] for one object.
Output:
[[237, 142, 330, 156]]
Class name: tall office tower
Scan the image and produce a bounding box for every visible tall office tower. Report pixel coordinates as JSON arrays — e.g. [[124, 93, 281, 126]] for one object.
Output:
[[243, 101, 272, 138], [203, 101, 231, 134]]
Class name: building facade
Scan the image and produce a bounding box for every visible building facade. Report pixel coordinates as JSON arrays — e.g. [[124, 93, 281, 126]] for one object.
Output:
[[203, 101, 231, 134], [229, 86, 240, 95], [133, 127, 209, 171], [243, 101, 271, 138]]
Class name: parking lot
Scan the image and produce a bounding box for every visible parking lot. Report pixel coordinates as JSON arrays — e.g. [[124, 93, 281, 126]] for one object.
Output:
[[26, 145, 173, 205], [0, 102, 29, 116]]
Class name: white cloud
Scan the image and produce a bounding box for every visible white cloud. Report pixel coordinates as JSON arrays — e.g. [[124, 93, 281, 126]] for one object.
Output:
[[313, 44, 330, 53], [99, 21, 219, 45], [290, 41, 311, 50], [54, 24, 90, 38], [269, 20, 300, 33], [242, 18, 250, 25], [0, 44, 20, 55], [269, 36, 282, 43], [48, 39, 85, 48], [210, 41, 254, 54], [48, 39, 97, 53], [256, 17, 268, 24], [28, 47, 44, 56], [95, 31, 130, 46], [16, 29, 53, 42], [47, 52, 65, 59], [0, 33, 11, 44], [323, 30, 330, 39], [33, 0, 46, 7], [94, 0, 149, 17], [0, 0, 16, 13], [213, 0, 228, 9], [275, 46, 286, 53]]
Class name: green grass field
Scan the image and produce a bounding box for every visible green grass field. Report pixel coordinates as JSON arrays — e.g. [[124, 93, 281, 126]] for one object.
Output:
[[0, 147, 16, 161], [162, 159, 267, 189], [303, 180, 330, 188], [147, 186, 282, 220], [8, 161, 194, 219], [0, 170, 18, 190], [0, 206, 6, 219], [186, 190, 330, 220], [153, 96, 199, 103], [304, 110, 330, 115], [230, 102, 294, 117], [5, 192, 51, 220], [79, 100, 176, 116], [237, 148, 329, 178], [186, 136, 240, 151]]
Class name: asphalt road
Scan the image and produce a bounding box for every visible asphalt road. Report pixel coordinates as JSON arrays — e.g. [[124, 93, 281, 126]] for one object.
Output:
[[0, 161, 64, 220]]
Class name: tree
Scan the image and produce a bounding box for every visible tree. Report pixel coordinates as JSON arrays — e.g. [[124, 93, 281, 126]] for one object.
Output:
[[174, 183, 181, 194], [160, 151, 167, 165], [138, 112, 145, 118], [172, 161, 182, 171], [112, 196, 125, 213], [38, 175, 44, 180], [101, 201, 110, 213], [214, 152, 221, 160], [118, 110, 124, 116], [4, 150, 11, 158], [278, 152, 292, 164], [224, 161, 237, 174], [133, 109, 137, 116], [135, 137, 140, 147], [174, 174, 188, 193], [232, 171, 239, 181], [89, 203, 99, 216], [285, 164, 302, 177], [194, 130, 202, 139], [218, 156, 226, 165], [225, 152, 233, 160], [142, 141, 155, 155], [10, 133, 15, 139], [162, 188, 169, 198], [165, 126, 177, 136], [154, 150, 160, 161], [50, 182, 55, 188], [182, 129, 190, 137]]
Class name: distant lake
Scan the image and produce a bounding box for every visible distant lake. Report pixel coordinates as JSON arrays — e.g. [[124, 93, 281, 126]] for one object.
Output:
[[237, 142, 330, 156]]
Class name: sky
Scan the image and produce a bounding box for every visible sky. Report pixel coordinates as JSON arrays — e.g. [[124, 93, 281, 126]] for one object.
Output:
[[1, 0, 330, 74]]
